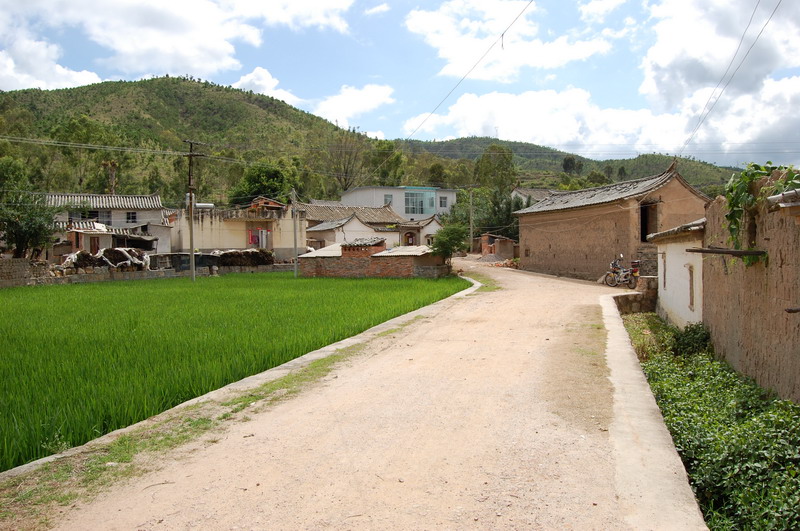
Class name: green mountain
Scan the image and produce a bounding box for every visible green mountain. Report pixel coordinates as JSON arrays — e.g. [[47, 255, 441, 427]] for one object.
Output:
[[0, 77, 736, 206]]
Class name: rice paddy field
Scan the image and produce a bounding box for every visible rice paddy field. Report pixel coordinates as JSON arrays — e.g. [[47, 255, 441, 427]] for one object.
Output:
[[0, 273, 470, 473]]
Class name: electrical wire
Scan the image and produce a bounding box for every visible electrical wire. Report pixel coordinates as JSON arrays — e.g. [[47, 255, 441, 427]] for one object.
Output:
[[679, 0, 784, 156]]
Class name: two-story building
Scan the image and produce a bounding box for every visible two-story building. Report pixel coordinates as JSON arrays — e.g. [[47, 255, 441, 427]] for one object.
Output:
[[339, 186, 456, 221], [46, 193, 173, 260]]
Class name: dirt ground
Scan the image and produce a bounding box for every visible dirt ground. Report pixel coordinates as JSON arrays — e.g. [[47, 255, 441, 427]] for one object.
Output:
[[45, 258, 702, 530]]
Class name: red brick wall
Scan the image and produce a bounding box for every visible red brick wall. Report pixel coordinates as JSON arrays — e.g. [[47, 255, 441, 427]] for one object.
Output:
[[299, 253, 447, 278]]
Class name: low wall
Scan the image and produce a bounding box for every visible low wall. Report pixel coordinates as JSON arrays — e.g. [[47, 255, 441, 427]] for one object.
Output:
[[612, 276, 658, 314], [0, 260, 294, 289], [299, 256, 449, 279]]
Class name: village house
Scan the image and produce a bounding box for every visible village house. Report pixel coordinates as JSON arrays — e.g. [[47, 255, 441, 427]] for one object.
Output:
[[297, 201, 441, 249], [339, 185, 456, 220], [172, 197, 299, 260], [647, 218, 706, 328], [298, 237, 448, 279], [46, 193, 173, 261], [514, 162, 708, 280]]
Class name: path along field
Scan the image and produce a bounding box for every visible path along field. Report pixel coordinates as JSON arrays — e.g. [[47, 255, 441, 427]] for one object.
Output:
[[0, 273, 469, 472]]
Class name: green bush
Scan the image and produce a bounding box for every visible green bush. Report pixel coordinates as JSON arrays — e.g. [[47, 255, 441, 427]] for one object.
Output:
[[673, 322, 712, 356], [623, 314, 800, 530]]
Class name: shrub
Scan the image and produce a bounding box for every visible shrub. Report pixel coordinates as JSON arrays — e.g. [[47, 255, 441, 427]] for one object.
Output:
[[623, 314, 800, 530]]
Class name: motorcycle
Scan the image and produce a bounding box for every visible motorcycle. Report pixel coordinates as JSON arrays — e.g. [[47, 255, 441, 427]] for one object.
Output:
[[604, 254, 640, 289]]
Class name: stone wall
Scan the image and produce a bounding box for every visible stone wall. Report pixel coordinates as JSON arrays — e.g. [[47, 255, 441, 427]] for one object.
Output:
[[703, 195, 800, 402], [612, 276, 658, 314]]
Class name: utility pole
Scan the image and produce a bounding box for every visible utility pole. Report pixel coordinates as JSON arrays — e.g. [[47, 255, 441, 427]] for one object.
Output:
[[469, 188, 474, 254], [291, 188, 299, 278], [183, 140, 206, 282]]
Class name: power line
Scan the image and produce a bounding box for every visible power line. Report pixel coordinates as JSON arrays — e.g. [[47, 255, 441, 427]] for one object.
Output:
[[679, 0, 783, 156]]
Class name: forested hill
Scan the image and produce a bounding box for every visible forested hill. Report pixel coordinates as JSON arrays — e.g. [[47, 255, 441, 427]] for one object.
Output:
[[0, 77, 736, 206]]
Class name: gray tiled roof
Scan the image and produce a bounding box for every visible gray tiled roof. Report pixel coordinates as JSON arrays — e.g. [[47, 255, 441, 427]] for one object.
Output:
[[341, 237, 385, 247], [306, 216, 353, 232], [46, 193, 164, 210], [512, 187, 554, 202], [514, 162, 703, 215], [372, 245, 432, 257], [295, 202, 406, 224]]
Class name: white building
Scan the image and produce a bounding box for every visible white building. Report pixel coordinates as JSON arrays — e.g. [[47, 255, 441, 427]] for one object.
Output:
[[647, 219, 705, 328], [339, 186, 456, 220]]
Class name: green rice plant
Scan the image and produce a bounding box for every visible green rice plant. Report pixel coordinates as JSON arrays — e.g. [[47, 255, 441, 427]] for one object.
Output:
[[0, 273, 469, 472]]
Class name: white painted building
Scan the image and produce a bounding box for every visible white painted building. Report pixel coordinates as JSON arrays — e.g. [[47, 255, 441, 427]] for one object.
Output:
[[647, 219, 705, 328], [340, 186, 456, 220]]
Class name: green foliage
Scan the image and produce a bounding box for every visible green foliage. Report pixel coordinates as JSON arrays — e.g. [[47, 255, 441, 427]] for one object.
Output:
[[227, 159, 298, 205], [0, 190, 65, 258], [0, 80, 747, 205], [430, 224, 469, 265], [724, 162, 799, 266], [623, 314, 800, 530], [0, 273, 470, 472], [673, 322, 712, 357]]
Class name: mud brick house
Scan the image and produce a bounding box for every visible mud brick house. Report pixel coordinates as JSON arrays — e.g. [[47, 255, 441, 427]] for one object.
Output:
[[514, 162, 708, 280], [699, 179, 800, 402], [298, 237, 448, 278]]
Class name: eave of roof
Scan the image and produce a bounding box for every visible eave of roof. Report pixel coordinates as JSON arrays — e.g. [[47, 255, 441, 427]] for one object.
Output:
[[647, 218, 706, 243], [46, 193, 164, 210], [372, 245, 432, 257], [295, 202, 406, 224], [306, 216, 353, 232], [514, 162, 707, 215]]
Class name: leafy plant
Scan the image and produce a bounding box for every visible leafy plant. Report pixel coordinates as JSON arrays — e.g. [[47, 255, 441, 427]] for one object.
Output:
[[724, 162, 799, 265], [624, 314, 800, 530]]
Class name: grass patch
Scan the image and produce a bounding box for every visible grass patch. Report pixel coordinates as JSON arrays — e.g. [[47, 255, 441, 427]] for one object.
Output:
[[623, 313, 800, 530], [460, 271, 500, 292], [0, 273, 469, 473], [0, 336, 373, 529]]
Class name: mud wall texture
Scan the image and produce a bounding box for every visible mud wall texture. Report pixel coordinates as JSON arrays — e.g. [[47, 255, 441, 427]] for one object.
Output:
[[517, 179, 706, 281], [703, 196, 800, 402]]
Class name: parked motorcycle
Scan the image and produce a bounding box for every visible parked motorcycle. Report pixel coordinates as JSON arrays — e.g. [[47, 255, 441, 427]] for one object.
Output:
[[604, 254, 640, 289]]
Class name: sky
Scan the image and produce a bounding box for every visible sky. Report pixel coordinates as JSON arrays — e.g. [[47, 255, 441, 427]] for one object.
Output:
[[0, 0, 798, 168]]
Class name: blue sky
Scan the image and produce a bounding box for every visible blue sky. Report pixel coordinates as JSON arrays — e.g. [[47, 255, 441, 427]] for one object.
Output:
[[1, 0, 798, 168]]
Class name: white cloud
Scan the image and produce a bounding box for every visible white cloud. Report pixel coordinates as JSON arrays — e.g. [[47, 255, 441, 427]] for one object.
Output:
[[579, 0, 628, 23], [228, 0, 354, 33], [0, 25, 101, 90], [364, 4, 390, 16], [405, 0, 612, 82], [313, 84, 395, 129], [402, 84, 800, 166], [0, 0, 356, 85], [639, 0, 800, 111], [233, 67, 303, 106]]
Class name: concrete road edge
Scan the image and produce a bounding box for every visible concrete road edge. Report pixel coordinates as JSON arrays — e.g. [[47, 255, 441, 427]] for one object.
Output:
[[601, 294, 707, 530]]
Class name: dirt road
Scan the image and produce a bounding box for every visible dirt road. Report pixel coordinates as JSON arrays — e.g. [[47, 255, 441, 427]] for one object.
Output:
[[53, 258, 705, 530]]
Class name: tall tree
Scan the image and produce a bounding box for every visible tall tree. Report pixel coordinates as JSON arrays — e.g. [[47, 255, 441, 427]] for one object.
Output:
[[562, 155, 577, 174], [227, 159, 298, 205], [474, 144, 516, 192], [320, 127, 368, 193], [365, 139, 404, 186]]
